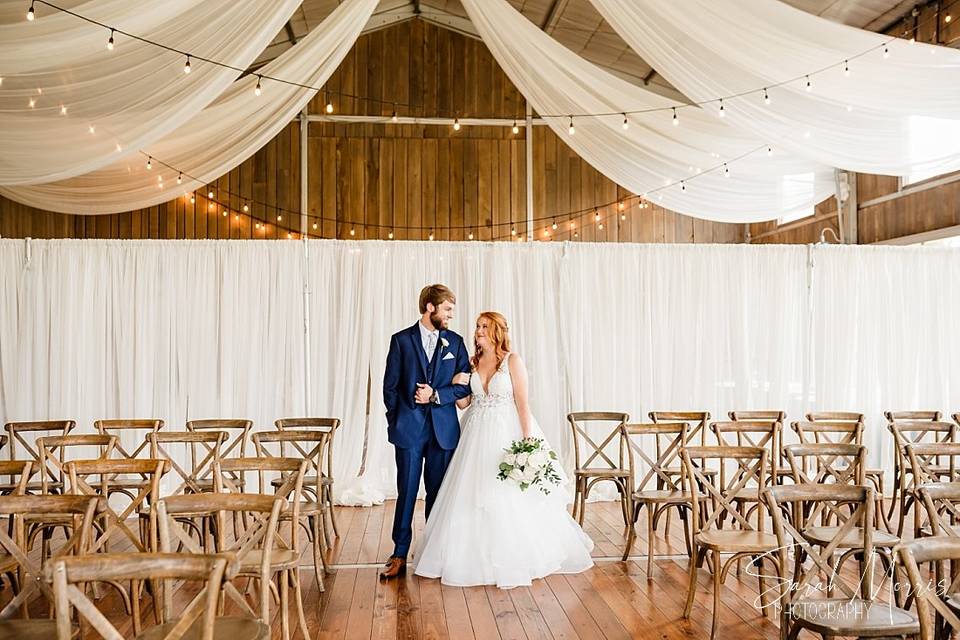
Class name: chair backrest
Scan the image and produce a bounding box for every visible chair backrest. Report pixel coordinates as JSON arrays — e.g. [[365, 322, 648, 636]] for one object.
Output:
[[49, 552, 238, 640], [0, 494, 99, 619], [66, 458, 167, 552], [253, 430, 331, 498], [682, 446, 767, 536], [567, 412, 629, 472], [649, 411, 711, 446], [890, 422, 958, 486], [806, 411, 865, 423], [906, 442, 960, 487], [0, 434, 6, 454], [766, 484, 875, 603], [710, 420, 781, 485], [148, 430, 226, 496], [886, 411, 942, 424], [0, 460, 33, 496], [621, 422, 688, 493], [4, 420, 75, 463], [727, 413, 786, 467], [783, 442, 865, 486], [792, 420, 863, 446], [158, 492, 285, 623], [37, 434, 118, 494], [275, 417, 340, 431], [94, 419, 164, 460], [897, 537, 960, 640], [916, 482, 960, 537], [186, 418, 252, 467]]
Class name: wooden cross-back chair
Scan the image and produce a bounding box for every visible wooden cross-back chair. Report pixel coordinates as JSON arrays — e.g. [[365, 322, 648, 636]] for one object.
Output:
[[567, 412, 630, 526], [185, 419, 252, 493], [916, 482, 960, 539], [886, 411, 943, 526], [0, 494, 98, 633], [728, 411, 787, 482], [897, 537, 960, 640], [254, 430, 332, 590], [274, 417, 340, 541], [765, 484, 918, 639], [66, 458, 167, 554], [906, 442, 960, 539], [93, 420, 164, 502], [148, 431, 226, 497], [159, 463, 307, 640], [620, 422, 695, 571], [2, 421, 74, 494], [47, 552, 266, 640], [889, 420, 958, 537], [710, 420, 780, 519], [681, 446, 779, 640]]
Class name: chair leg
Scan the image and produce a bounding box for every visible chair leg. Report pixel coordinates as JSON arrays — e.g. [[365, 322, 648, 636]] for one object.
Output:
[[683, 547, 700, 618], [646, 507, 655, 577], [618, 482, 631, 527], [621, 502, 639, 562], [279, 571, 291, 640], [311, 515, 326, 591], [325, 485, 340, 539], [291, 568, 309, 640], [710, 550, 722, 640]]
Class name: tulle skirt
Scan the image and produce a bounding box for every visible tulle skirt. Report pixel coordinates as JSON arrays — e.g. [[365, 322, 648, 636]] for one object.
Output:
[[412, 402, 594, 588]]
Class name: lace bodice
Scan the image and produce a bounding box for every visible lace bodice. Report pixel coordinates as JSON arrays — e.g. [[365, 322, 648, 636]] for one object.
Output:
[[469, 353, 514, 408]]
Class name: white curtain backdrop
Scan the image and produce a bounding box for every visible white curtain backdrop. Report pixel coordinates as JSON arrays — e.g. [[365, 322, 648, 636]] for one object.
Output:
[[1, 239, 959, 503], [0, 0, 378, 214], [0, 0, 301, 185], [591, 0, 960, 177], [458, 0, 835, 223]]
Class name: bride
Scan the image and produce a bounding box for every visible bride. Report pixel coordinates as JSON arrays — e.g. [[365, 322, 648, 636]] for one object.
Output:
[[413, 311, 594, 588]]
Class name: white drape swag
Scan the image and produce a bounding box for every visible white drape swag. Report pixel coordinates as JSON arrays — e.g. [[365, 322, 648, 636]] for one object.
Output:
[[0, 0, 302, 185], [458, 0, 835, 223], [0, 0, 379, 214], [590, 0, 960, 177], [2, 240, 959, 504]]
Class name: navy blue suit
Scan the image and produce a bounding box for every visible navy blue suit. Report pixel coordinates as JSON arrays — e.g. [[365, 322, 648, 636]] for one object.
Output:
[[383, 322, 471, 558]]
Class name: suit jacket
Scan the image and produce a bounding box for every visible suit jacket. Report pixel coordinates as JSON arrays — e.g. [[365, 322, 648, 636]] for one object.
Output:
[[383, 322, 472, 450]]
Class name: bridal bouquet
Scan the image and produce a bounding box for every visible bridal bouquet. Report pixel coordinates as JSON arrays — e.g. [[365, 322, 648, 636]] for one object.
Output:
[[497, 438, 561, 494]]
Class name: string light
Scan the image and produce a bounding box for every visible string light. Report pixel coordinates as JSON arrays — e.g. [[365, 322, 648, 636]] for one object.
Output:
[[680, 180, 686, 192], [618, 201, 625, 211], [511, 227, 516, 236], [287, 232, 293, 239], [620, 212, 626, 221], [805, 75, 812, 92], [176, 172, 182, 185], [723, 163, 730, 177], [88, 125, 95, 134], [28, 98, 35, 108], [428, 230, 435, 241], [59, 104, 67, 116], [208, 190, 214, 198], [27, 1, 34, 20], [254, 76, 262, 97], [190, 194, 195, 204], [184, 55, 191, 74], [234, 213, 239, 221], [313, 222, 318, 230], [391, 110, 398, 123], [387, 231, 394, 239], [621, 113, 629, 130], [208, 202, 214, 210], [146, 157, 152, 170], [946, 13, 953, 23], [222, 210, 228, 217], [543, 227, 550, 237], [276, 214, 282, 222], [672, 108, 679, 126], [349, 227, 355, 237], [512, 121, 519, 135], [242, 203, 249, 212], [594, 209, 600, 222], [468, 231, 474, 240], [453, 118, 461, 131], [843, 60, 850, 77], [598, 223, 604, 230], [255, 222, 261, 230], [325, 101, 334, 113], [107, 29, 114, 50], [552, 220, 559, 230], [883, 45, 890, 59], [568, 116, 575, 135], [569, 220, 576, 229], [718, 99, 725, 118], [763, 88, 771, 105]]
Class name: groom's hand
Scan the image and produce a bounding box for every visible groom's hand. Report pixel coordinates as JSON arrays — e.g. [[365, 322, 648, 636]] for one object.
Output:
[[414, 384, 434, 404]]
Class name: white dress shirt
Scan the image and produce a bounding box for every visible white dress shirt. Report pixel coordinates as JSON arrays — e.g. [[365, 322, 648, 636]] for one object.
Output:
[[418, 321, 439, 362]]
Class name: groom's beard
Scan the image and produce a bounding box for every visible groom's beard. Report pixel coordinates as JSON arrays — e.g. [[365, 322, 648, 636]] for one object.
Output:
[[429, 312, 446, 330]]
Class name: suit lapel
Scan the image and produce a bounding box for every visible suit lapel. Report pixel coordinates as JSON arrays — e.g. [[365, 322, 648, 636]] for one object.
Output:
[[409, 324, 429, 380]]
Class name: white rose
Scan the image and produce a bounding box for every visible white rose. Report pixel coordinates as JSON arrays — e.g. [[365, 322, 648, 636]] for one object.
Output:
[[515, 452, 529, 466], [528, 451, 549, 469], [503, 453, 517, 466], [521, 467, 538, 483], [508, 468, 524, 482], [441, 337, 450, 348]]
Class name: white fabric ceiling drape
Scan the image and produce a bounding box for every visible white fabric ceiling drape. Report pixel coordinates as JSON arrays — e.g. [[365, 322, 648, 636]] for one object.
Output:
[[591, 0, 960, 177], [3, 239, 959, 504], [0, 0, 301, 185], [0, 0, 378, 214], [458, 0, 835, 223]]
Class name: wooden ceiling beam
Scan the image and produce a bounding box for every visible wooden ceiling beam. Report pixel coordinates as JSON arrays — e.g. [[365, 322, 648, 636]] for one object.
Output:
[[540, 0, 570, 33]]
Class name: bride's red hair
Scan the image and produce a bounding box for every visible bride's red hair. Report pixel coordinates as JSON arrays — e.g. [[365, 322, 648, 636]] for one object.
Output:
[[471, 312, 511, 371]]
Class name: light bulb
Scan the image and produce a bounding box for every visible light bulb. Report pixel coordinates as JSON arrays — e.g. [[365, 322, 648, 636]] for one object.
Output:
[[453, 118, 461, 131], [883, 45, 890, 59], [718, 99, 725, 117], [763, 88, 771, 105], [391, 111, 398, 123], [598, 223, 604, 230], [843, 60, 850, 77], [594, 211, 600, 222], [512, 121, 519, 134], [28, 98, 35, 108], [805, 75, 812, 92], [428, 232, 435, 241], [276, 214, 282, 222], [620, 213, 626, 221], [388, 231, 394, 239], [468, 232, 474, 240], [672, 108, 679, 126], [208, 203, 214, 210], [176, 173, 182, 185], [313, 222, 318, 230], [157, 175, 162, 182], [242, 204, 249, 212], [146, 157, 152, 170], [511, 227, 516, 236], [552, 221, 558, 230], [255, 223, 261, 230], [325, 102, 334, 113], [27, 2, 34, 21], [208, 191, 213, 198], [568, 116, 575, 135], [59, 104, 67, 116], [184, 56, 191, 74], [88, 125, 95, 134], [724, 164, 730, 178], [622, 114, 629, 130], [569, 221, 575, 229], [234, 213, 239, 221], [222, 210, 228, 217], [107, 30, 115, 50], [618, 201, 625, 211], [287, 233, 293, 239], [349, 228, 355, 236], [254, 76, 262, 96], [947, 13, 953, 23], [543, 228, 550, 237], [190, 195, 195, 204]]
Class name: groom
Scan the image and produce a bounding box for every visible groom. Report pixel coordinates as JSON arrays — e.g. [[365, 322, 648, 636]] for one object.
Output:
[[380, 284, 472, 579]]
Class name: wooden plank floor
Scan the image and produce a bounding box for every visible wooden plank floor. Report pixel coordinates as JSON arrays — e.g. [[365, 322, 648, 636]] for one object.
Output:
[[12, 499, 892, 639]]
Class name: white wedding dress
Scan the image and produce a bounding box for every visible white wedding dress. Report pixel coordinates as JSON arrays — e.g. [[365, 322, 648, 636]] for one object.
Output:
[[413, 353, 594, 588]]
